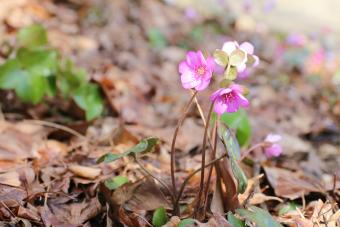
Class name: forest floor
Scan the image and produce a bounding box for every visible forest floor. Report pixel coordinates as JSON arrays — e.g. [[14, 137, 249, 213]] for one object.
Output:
[[0, 0, 339, 226]]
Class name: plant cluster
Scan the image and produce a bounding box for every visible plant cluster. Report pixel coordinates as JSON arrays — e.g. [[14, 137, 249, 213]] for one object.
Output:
[[0, 24, 104, 120]]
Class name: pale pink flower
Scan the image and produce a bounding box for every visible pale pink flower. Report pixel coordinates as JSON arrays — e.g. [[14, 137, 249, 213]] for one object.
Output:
[[264, 134, 282, 158], [222, 41, 259, 72], [210, 84, 249, 115], [179, 51, 215, 91]]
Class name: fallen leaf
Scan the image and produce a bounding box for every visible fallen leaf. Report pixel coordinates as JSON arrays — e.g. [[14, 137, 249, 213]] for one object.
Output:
[[264, 166, 322, 199], [0, 184, 26, 207], [68, 164, 101, 179], [0, 171, 21, 187]]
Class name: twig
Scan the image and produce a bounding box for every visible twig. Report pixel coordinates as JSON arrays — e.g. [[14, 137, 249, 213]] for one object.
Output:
[[171, 90, 198, 215]]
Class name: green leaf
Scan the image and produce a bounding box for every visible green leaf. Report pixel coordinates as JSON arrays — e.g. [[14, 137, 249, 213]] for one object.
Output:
[[18, 24, 47, 48], [230, 157, 248, 194], [147, 28, 167, 49], [16, 72, 48, 104], [0, 59, 23, 89], [73, 84, 104, 120], [104, 176, 129, 190], [177, 218, 196, 227], [213, 49, 229, 66], [224, 66, 237, 80], [152, 207, 168, 227], [220, 109, 252, 147], [229, 49, 246, 67], [236, 206, 283, 227], [278, 202, 299, 216], [218, 125, 241, 160], [58, 59, 87, 97], [246, 54, 256, 67], [227, 212, 245, 227], [17, 48, 58, 77], [97, 137, 159, 163]]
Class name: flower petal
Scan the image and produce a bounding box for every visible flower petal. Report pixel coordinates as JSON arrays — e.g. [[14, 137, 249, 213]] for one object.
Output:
[[213, 98, 227, 115], [235, 93, 249, 107], [180, 71, 200, 89], [210, 88, 223, 101], [186, 51, 200, 67], [222, 41, 237, 55], [265, 134, 282, 143], [179, 61, 191, 74], [195, 79, 210, 91], [197, 50, 206, 65], [264, 144, 282, 158], [240, 42, 254, 54]]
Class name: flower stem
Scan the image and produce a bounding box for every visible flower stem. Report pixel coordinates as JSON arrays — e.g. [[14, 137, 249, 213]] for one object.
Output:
[[174, 153, 228, 215], [239, 142, 267, 162], [194, 102, 214, 217], [170, 90, 198, 215], [135, 157, 175, 204], [202, 121, 218, 216]]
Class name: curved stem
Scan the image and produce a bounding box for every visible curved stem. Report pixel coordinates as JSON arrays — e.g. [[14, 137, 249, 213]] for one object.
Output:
[[135, 157, 175, 204], [174, 153, 227, 213], [194, 103, 214, 217], [239, 142, 267, 162], [171, 90, 198, 214]]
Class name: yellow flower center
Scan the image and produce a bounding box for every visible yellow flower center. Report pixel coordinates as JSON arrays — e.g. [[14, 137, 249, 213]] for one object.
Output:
[[197, 66, 205, 75]]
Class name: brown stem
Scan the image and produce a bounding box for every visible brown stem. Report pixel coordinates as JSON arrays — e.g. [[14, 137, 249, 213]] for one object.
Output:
[[194, 103, 214, 217], [173, 153, 228, 214], [171, 90, 198, 215], [135, 157, 175, 204], [202, 121, 218, 216]]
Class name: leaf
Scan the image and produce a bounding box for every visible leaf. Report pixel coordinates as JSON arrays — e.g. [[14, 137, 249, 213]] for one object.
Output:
[[105, 176, 129, 190], [213, 49, 229, 66], [97, 137, 159, 163], [218, 124, 241, 160], [147, 28, 167, 49], [17, 48, 58, 77], [220, 109, 252, 147], [57, 59, 87, 98], [278, 202, 299, 216], [152, 207, 168, 227], [227, 212, 245, 227], [17, 24, 48, 48], [236, 206, 283, 227], [177, 218, 196, 227], [224, 66, 238, 80], [246, 54, 256, 67], [73, 84, 104, 120], [0, 59, 24, 89], [230, 157, 248, 194], [229, 49, 246, 67], [15, 71, 47, 104]]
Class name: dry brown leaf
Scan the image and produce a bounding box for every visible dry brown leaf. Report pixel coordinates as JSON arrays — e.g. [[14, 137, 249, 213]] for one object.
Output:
[[0, 171, 21, 187], [17, 206, 40, 221], [68, 164, 101, 179], [264, 166, 322, 199], [0, 184, 26, 207]]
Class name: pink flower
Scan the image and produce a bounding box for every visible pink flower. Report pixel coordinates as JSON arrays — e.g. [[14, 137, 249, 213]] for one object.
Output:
[[210, 84, 249, 115], [179, 51, 215, 91], [264, 134, 282, 158], [222, 41, 259, 72]]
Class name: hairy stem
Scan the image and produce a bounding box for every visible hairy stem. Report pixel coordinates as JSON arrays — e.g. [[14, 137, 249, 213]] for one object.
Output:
[[174, 153, 228, 214], [194, 102, 214, 217], [202, 121, 218, 216], [135, 157, 175, 204], [171, 90, 198, 214]]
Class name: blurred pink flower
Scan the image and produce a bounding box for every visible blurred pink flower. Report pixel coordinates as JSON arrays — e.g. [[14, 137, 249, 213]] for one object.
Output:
[[179, 51, 215, 91], [286, 33, 306, 46], [185, 7, 198, 20], [264, 134, 282, 158], [210, 84, 249, 115], [222, 41, 259, 73]]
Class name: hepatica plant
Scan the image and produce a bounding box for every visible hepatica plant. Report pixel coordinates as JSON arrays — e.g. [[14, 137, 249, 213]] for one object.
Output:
[[0, 24, 104, 120], [170, 40, 283, 224]]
